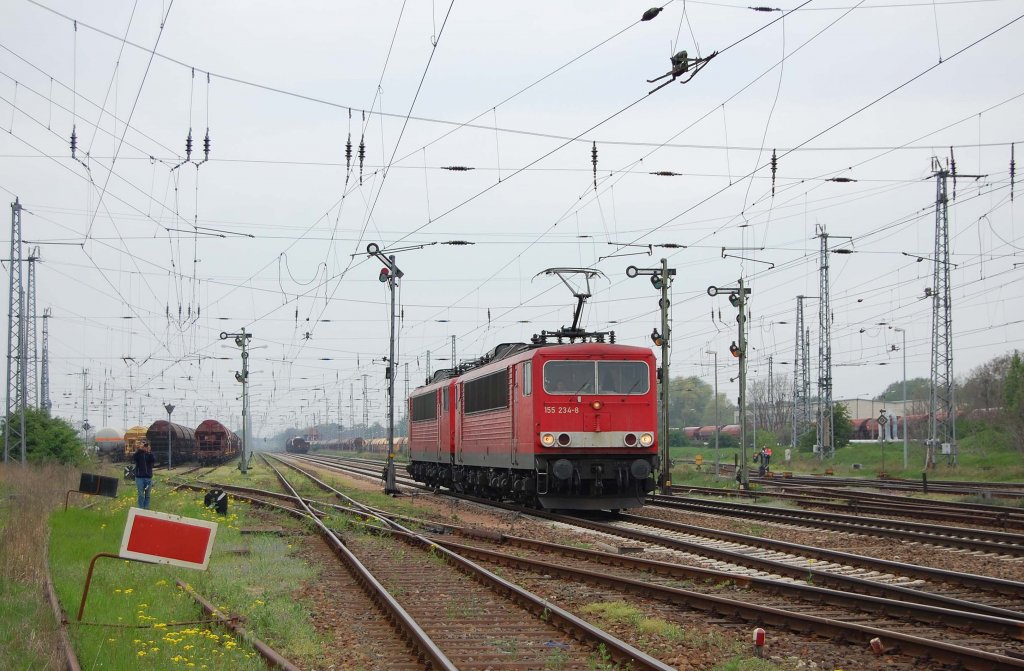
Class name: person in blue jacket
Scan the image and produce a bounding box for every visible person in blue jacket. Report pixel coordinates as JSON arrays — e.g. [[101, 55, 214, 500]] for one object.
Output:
[[132, 440, 156, 509]]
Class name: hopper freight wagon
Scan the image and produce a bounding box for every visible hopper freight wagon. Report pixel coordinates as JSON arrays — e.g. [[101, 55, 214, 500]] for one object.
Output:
[[195, 419, 241, 465], [146, 420, 197, 466], [123, 426, 148, 460]]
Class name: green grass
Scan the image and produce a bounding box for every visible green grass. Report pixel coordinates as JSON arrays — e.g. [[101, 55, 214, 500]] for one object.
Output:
[[667, 432, 1024, 485], [49, 476, 322, 670], [579, 601, 786, 670]]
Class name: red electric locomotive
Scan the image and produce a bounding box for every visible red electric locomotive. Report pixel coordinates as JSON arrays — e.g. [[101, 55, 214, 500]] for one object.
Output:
[[194, 419, 241, 465], [408, 340, 659, 510]]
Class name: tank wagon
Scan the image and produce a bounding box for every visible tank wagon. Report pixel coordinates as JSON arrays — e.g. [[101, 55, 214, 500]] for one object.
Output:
[[195, 419, 241, 465], [285, 436, 310, 454], [146, 420, 197, 466], [407, 340, 659, 510], [94, 427, 125, 460]]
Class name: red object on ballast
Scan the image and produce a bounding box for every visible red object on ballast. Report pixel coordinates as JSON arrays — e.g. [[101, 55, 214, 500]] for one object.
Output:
[[870, 637, 884, 654], [752, 628, 766, 646], [119, 508, 218, 570]]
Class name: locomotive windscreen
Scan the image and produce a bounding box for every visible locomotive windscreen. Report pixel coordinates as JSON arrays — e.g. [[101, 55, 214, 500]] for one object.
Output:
[[543, 360, 649, 395]]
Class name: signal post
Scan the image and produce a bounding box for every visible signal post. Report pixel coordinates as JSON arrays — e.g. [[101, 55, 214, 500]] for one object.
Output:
[[626, 259, 676, 494]]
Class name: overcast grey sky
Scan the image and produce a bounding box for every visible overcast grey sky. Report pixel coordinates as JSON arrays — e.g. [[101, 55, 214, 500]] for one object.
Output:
[[2, 0, 1021, 436]]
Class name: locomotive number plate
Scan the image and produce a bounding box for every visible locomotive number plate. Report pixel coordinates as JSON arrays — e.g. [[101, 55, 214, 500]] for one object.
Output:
[[543, 405, 580, 414]]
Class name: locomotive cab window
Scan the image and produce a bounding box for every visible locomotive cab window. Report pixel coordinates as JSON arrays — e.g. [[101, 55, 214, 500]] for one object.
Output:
[[597, 361, 649, 394], [543, 360, 648, 395]]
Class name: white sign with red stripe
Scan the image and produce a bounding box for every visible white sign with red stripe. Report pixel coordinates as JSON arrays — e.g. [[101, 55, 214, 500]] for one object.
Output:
[[119, 508, 218, 570]]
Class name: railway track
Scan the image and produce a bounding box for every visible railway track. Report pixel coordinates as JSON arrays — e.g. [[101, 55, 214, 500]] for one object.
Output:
[[647, 494, 1024, 556], [224, 454, 673, 670], [188, 456, 1024, 669], [747, 472, 1024, 498], [669, 484, 1024, 530]]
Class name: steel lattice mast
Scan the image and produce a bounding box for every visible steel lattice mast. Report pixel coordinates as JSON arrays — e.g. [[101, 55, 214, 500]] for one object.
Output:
[[929, 158, 956, 467], [4, 199, 26, 464], [816, 228, 834, 460], [25, 246, 39, 409], [40, 308, 51, 415], [791, 295, 812, 447]]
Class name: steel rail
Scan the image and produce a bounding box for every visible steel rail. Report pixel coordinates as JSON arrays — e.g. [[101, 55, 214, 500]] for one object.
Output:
[[611, 511, 1024, 598], [427, 536, 1024, 670], [647, 494, 1024, 554], [266, 454, 675, 671], [256, 456, 460, 671]]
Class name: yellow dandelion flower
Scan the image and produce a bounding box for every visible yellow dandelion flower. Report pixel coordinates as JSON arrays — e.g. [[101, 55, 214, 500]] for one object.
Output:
[[124, 588, 134, 594], [107, 638, 116, 643], [137, 651, 146, 657], [150, 647, 159, 653], [114, 589, 122, 593]]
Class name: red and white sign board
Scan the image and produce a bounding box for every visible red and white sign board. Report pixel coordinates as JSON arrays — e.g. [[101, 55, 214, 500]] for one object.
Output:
[[119, 507, 218, 570]]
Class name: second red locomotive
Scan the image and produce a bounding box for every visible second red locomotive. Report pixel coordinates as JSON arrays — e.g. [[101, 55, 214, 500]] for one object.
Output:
[[407, 341, 659, 510]]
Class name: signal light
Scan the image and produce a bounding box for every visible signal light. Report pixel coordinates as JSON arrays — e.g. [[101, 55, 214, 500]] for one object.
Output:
[[729, 341, 741, 358], [651, 328, 664, 347], [728, 292, 740, 307], [650, 274, 662, 290], [378, 267, 391, 283]]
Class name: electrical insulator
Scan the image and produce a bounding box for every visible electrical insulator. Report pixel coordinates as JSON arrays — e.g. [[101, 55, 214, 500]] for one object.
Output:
[[641, 7, 662, 20], [729, 341, 741, 358], [650, 328, 664, 347], [70, 125, 78, 158], [345, 133, 353, 171], [203, 130, 211, 161], [185, 129, 193, 161], [378, 267, 390, 283]]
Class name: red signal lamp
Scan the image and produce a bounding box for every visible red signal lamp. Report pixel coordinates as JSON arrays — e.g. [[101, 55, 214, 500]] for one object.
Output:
[[378, 267, 391, 283], [729, 341, 741, 358]]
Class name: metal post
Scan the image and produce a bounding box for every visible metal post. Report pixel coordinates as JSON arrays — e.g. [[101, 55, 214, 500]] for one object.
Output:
[[218, 329, 252, 473], [163, 403, 175, 469], [738, 277, 749, 490], [240, 330, 250, 474], [894, 327, 908, 469], [712, 350, 720, 477], [659, 258, 671, 492], [385, 255, 398, 494]]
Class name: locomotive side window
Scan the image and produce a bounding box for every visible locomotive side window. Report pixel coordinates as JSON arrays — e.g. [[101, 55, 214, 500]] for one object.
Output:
[[597, 361, 649, 394], [523, 362, 532, 396], [464, 369, 509, 414], [544, 360, 649, 395], [442, 386, 449, 411], [543, 361, 596, 394], [411, 392, 438, 421]]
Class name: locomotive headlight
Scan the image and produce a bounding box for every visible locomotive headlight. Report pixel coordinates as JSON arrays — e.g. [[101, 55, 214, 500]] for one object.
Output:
[[591, 400, 603, 410], [541, 433, 556, 447], [639, 432, 654, 447]]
